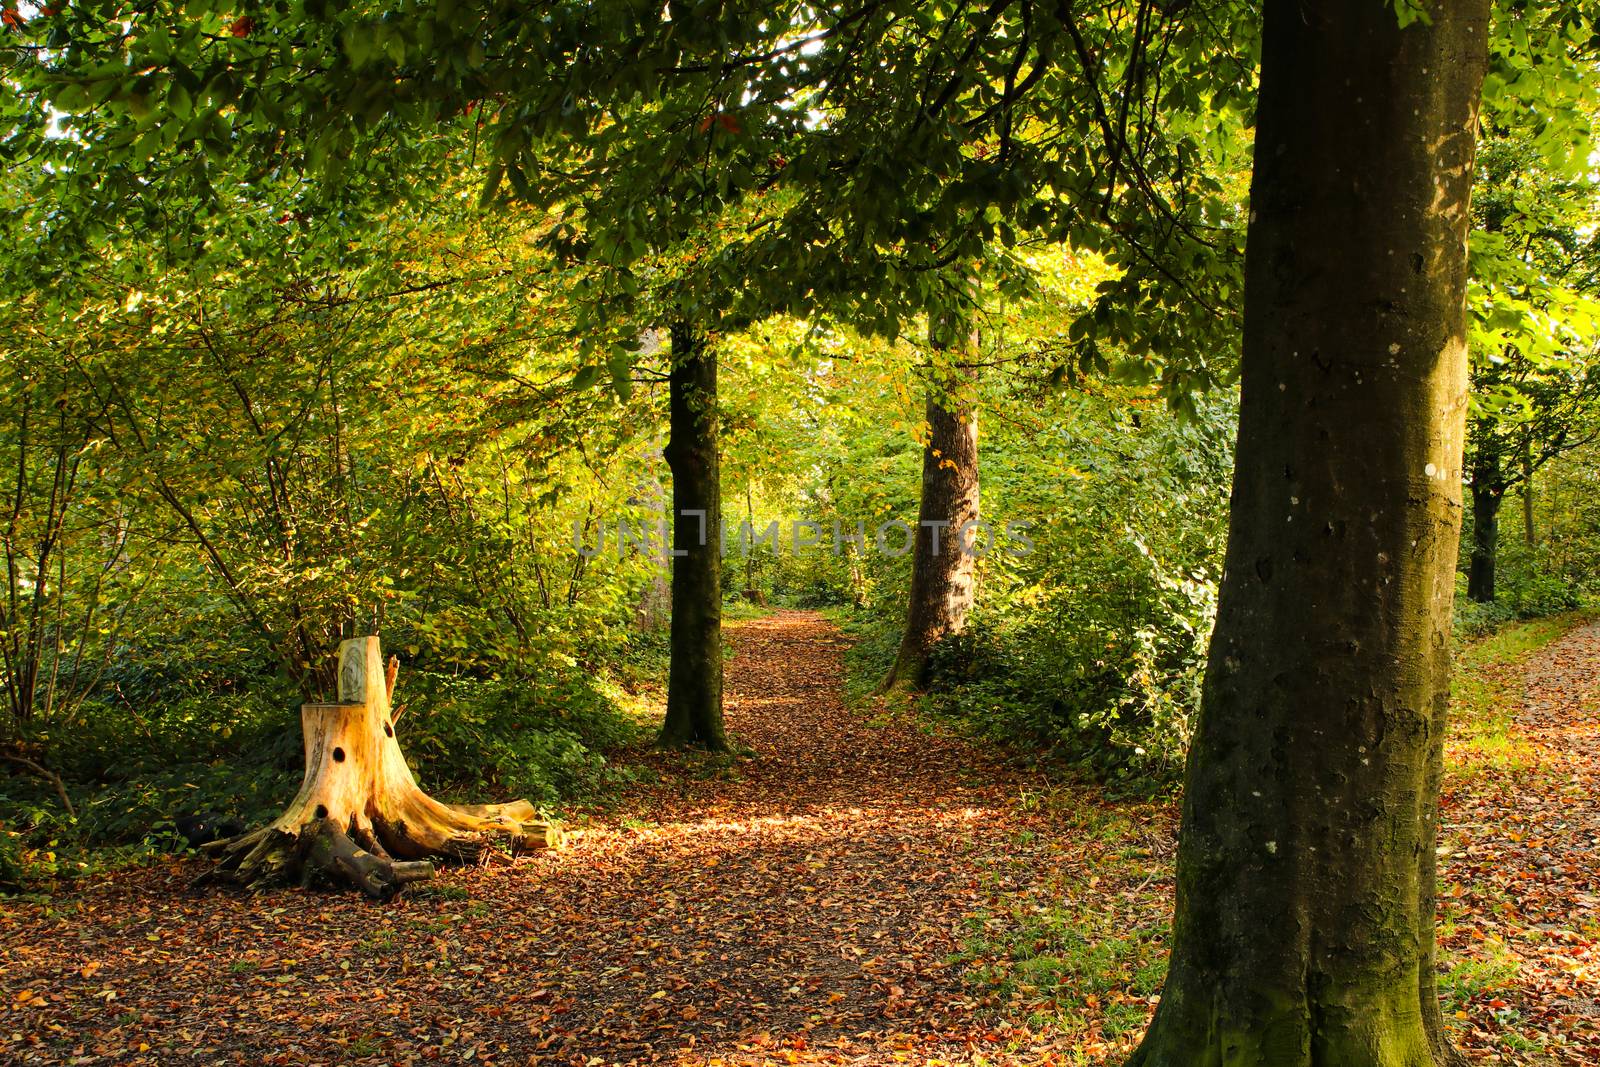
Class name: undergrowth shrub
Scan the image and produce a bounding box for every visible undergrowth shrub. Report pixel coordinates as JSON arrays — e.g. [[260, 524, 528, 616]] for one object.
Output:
[[1453, 538, 1590, 639], [400, 668, 645, 807], [830, 394, 1232, 790], [922, 541, 1214, 789], [0, 653, 646, 893]]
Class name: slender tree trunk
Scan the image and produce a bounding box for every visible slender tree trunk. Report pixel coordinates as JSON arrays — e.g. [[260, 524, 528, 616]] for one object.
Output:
[[632, 455, 672, 631], [1521, 439, 1535, 546], [1548, 461, 1560, 552], [658, 323, 727, 751], [845, 536, 867, 608], [1467, 481, 1502, 603], [744, 484, 757, 592], [883, 319, 979, 692], [632, 335, 673, 631], [1126, 1, 1488, 1064]]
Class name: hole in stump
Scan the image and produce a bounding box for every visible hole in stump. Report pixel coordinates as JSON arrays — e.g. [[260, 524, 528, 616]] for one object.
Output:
[[332, 747, 346, 763], [383, 721, 394, 738], [314, 804, 329, 820]]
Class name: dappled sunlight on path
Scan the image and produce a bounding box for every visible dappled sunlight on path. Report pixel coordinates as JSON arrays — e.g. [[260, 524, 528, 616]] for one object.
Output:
[[1438, 618, 1600, 1064], [8, 610, 1594, 1065], [0, 611, 1097, 1066]]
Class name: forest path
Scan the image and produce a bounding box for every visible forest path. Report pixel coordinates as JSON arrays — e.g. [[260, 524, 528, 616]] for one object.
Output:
[[1437, 617, 1600, 1063], [1, 610, 1121, 1066], [9, 611, 1594, 1065]]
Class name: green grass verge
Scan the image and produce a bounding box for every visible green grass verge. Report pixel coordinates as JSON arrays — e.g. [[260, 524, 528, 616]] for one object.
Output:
[[1449, 609, 1591, 775]]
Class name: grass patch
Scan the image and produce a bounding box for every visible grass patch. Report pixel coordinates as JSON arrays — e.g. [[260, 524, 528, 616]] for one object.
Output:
[[954, 793, 1172, 1058], [411, 881, 471, 903], [1448, 610, 1590, 775], [1439, 938, 1521, 1016], [960, 902, 1168, 1038], [1455, 610, 1586, 681], [721, 599, 775, 621]]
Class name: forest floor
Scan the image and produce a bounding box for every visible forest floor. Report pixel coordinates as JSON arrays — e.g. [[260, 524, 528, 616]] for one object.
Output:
[[1, 609, 1598, 1065]]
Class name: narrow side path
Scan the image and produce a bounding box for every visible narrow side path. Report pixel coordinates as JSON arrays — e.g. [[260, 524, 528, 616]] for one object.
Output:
[[1439, 618, 1600, 1064]]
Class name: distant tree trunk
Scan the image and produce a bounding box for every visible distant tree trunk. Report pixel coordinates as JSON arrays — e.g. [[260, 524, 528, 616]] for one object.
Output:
[[883, 318, 979, 692], [845, 536, 867, 609], [632, 452, 672, 631], [658, 322, 727, 751], [631, 333, 673, 631], [1467, 478, 1503, 604], [1126, 0, 1487, 1064], [1521, 438, 1536, 546], [743, 483, 758, 595]]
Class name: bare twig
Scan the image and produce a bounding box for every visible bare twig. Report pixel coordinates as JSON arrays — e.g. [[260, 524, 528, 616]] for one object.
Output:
[[1, 754, 76, 821]]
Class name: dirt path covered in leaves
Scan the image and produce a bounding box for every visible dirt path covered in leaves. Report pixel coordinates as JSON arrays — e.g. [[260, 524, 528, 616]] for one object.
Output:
[[0, 612, 1079, 1066], [4, 609, 1599, 1065], [1437, 618, 1600, 1062]]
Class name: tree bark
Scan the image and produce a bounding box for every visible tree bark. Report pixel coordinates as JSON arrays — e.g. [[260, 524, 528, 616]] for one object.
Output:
[[742, 482, 762, 601], [1126, 1, 1488, 1064], [202, 637, 561, 900], [883, 319, 980, 692], [657, 322, 727, 751], [1467, 480, 1502, 603], [1520, 438, 1535, 547]]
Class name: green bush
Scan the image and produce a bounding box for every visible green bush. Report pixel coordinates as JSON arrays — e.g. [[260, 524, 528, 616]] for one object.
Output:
[[922, 544, 1214, 788], [8, 685, 300, 851], [1453, 537, 1589, 640], [1453, 594, 1519, 638], [825, 393, 1232, 790], [1518, 574, 1584, 615], [0, 825, 26, 892], [0, 652, 646, 893], [400, 667, 645, 809]]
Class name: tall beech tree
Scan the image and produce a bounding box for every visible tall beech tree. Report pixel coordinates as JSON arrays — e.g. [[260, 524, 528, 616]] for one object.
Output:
[[658, 322, 728, 750], [1126, 0, 1489, 1063], [884, 316, 981, 692]]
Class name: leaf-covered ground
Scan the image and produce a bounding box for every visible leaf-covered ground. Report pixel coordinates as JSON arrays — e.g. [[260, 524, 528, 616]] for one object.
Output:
[[1, 610, 1596, 1065], [1435, 616, 1600, 1063]]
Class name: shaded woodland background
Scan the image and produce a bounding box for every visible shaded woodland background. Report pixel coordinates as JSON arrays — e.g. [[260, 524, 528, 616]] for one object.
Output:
[[1, 216, 1596, 885]]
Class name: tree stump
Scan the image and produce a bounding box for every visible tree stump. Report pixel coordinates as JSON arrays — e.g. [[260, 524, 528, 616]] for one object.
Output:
[[202, 636, 562, 899]]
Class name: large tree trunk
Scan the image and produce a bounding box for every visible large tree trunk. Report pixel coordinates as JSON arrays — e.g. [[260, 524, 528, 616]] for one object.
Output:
[[203, 637, 561, 900], [1467, 480, 1502, 603], [657, 322, 727, 751], [882, 320, 980, 692], [1126, 1, 1488, 1064]]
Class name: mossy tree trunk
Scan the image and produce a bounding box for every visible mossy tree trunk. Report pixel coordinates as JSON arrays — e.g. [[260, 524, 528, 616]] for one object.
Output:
[[883, 316, 980, 692], [658, 322, 727, 751], [1126, 0, 1488, 1064], [203, 636, 561, 900]]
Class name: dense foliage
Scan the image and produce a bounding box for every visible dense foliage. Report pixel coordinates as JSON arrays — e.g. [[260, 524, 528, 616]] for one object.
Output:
[[2, 0, 1598, 895]]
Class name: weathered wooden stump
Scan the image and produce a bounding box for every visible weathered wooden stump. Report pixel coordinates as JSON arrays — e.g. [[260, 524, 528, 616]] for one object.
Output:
[[202, 636, 561, 899]]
